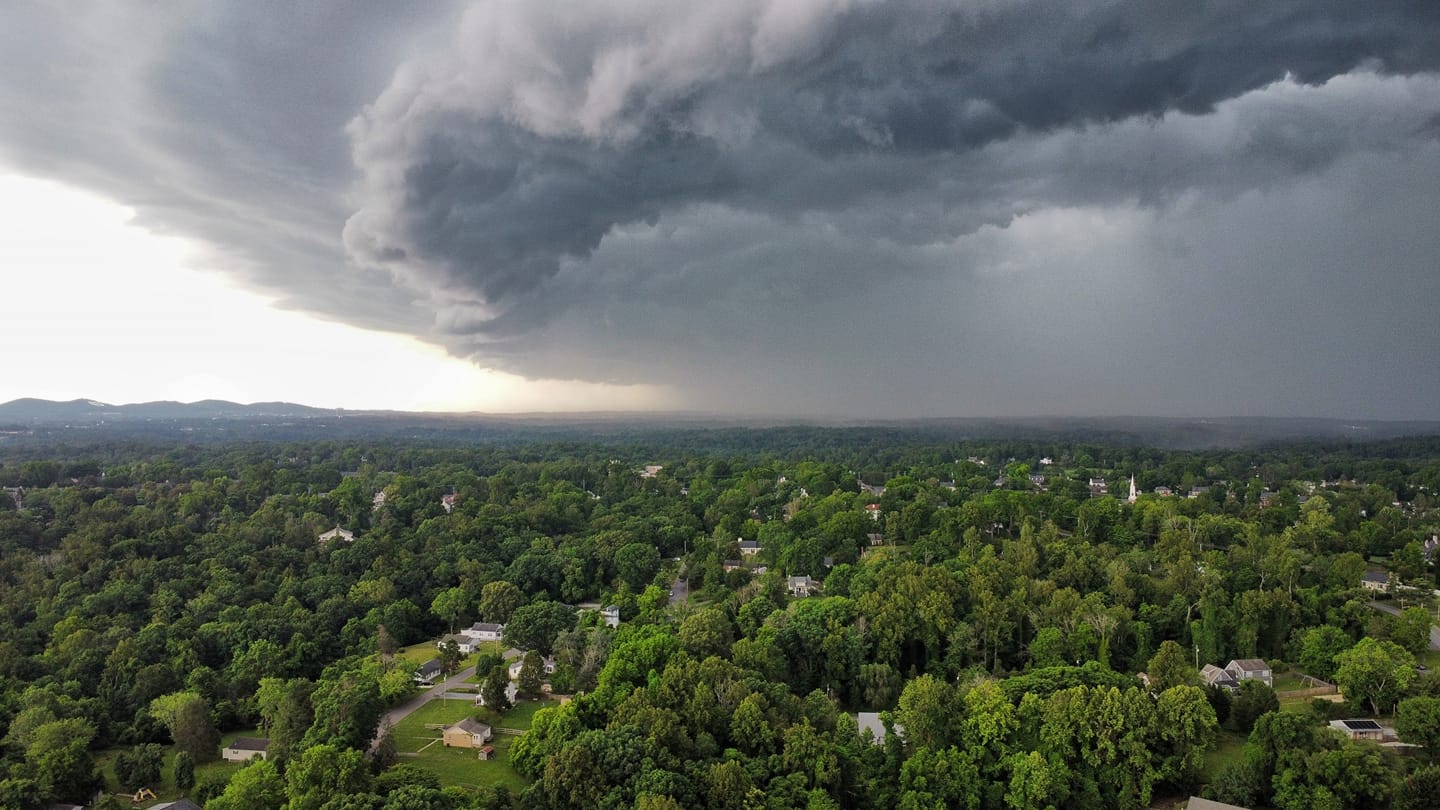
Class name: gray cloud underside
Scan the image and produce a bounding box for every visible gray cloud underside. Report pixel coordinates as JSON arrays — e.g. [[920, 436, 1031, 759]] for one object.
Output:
[[4, 1, 1440, 416]]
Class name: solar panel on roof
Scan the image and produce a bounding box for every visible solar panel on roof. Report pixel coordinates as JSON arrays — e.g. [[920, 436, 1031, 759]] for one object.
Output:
[[1343, 719, 1382, 730]]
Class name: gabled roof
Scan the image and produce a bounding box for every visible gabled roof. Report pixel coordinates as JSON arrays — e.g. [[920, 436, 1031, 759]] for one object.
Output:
[[152, 801, 204, 810], [227, 736, 270, 751], [417, 657, 442, 674], [1185, 798, 1249, 810], [450, 717, 491, 736], [1228, 658, 1269, 672], [468, 621, 504, 633]]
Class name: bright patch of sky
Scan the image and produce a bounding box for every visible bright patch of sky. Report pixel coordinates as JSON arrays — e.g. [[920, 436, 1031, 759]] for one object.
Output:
[[0, 174, 670, 412]]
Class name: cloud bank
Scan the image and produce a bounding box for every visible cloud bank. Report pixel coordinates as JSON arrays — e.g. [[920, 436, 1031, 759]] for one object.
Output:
[[4, 1, 1439, 416]]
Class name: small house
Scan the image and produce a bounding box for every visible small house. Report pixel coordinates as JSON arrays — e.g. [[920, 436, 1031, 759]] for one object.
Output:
[[508, 654, 556, 679], [413, 658, 443, 685], [787, 575, 818, 597], [439, 634, 477, 655], [867, 533, 884, 547], [441, 493, 457, 513], [443, 718, 492, 748], [1200, 664, 1240, 692], [222, 736, 270, 762], [475, 680, 518, 707], [600, 605, 621, 628], [464, 622, 505, 642], [1329, 718, 1387, 742], [1184, 798, 1250, 810], [738, 540, 761, 556], [865, 503, 882, 521], [317, 526, 354, 544], [722, 559, 745, 572], [1361, 570, 1391, 593], [1225, 659, 1273, 687]]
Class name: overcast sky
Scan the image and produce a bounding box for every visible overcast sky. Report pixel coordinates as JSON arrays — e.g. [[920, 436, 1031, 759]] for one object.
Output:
[[2, 2, 1438, 417]]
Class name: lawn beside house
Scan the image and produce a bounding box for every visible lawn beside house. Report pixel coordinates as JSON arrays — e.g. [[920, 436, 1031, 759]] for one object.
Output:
[[391, 698, 554, 792], [93, 730, 259, 804]]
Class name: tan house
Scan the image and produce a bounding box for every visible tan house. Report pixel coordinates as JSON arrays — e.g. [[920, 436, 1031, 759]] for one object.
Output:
[[222, 736, 270, 762], [443, 718, 493, 748]]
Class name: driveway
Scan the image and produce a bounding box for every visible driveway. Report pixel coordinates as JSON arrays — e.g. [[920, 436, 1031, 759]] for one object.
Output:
[[669, 575, 689, 605], [370, 664, 476, 752], [1367, 601, 1440, 651]]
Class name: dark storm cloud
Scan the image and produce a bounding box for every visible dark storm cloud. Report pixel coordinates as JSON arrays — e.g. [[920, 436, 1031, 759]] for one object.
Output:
[[344, 1, 1440, 322], [4, 1, 1440, 415]]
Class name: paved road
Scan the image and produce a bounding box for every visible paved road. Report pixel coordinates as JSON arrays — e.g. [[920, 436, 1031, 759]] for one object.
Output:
[[669, 575, 689, 605], [370, 664, 476, 752], [1367, 601, 1440, 651]]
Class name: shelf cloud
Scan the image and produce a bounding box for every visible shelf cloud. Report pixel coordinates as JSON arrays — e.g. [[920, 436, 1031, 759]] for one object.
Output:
[[4, 1, 1439, 415]]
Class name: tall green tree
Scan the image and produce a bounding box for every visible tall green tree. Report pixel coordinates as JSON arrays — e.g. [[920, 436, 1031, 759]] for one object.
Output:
[[1334, 638, 1416, 715], [206, 759, 286, 810], [479, 580, 524, 624], [256, 677, 315, 765], [430, 586, 469, 634], [306, 669, 383, 751], [285, 744, 374, 810], [1147, 640, 1197, 693], [149, 691, 220, 762]]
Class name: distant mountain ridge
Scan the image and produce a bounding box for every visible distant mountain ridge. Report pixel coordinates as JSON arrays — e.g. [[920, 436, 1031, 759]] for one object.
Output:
[[2, 397, 1438, 449], [0, 397, 336, 422]]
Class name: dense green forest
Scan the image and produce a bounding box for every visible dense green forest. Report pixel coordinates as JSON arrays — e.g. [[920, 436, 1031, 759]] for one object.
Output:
[[3, 432, 1440, 809]]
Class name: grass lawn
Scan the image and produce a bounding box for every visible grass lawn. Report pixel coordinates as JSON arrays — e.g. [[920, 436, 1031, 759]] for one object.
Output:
[[396, 639, 442, 666], [93, 730, 258, 802], [391, 698, 482, 752], [406, 733, 529, 793], [1202, 730, 1248, 780], [502, 699, 558, 731], [1271, 671, 1308, 692], [391, 698, 552, 792]]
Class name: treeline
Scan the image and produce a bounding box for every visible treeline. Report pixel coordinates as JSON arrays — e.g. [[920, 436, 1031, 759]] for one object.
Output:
[[0, 434, 1438, 808]]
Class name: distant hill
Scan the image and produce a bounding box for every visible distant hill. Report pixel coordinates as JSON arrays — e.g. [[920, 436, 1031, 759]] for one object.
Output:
[[2, 397, 1438, 450], [0, 397, 336, 422]]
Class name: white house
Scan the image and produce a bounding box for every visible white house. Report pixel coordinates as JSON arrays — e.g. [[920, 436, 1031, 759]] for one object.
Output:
[[1361, 570, 1392, 593], [439, 634, 477, 655], [317, 526, 354, 544], [413, 658, 443, 685], [787, 575, 818, 597], [475, 680, 519, 707], [464, 622, 505, 643], [600, 605, 621, 628], [222, 737, 270, 762], [508, 654, 557, 680], [738, 540, 761, 556]]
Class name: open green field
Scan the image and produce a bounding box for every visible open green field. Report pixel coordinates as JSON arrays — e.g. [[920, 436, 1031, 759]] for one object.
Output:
[[391, 698, 556, 792], [94, 729, 259, 803]]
